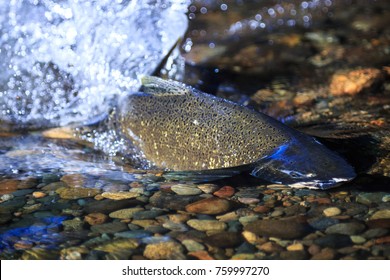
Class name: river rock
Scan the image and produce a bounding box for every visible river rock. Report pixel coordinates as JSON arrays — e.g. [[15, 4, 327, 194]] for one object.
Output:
[[182, 239, 205, 252], [244, 217, 312, 239], [94, 239, 139, 253], [101, 192, 139, 200], [109, 207, 144, 219], [187, 219, 227, 232], [62, 218, 84, 231], [308, 217, 339, 230], [185, 197, 231, 215], [56, 187, 100, 200], [90, 221, 128, 234], [311, 248, 337, 260], [356, 192, 389, 206], [323, 207, 342, 217], [197, 184, 220, 194], [0, 179, 19, 195], [84, 199, 142, 214], [314, 234, 353, 248], [60, 174, 86, 188], [84, 213, 108, 225], [133, 210, 165, 220], [370, 209, 390, 220], [325, 222, 366, 235], [213, 186, 235, 198], [150, 191, 198, 211], [204, 232, 243, 248], [171, 184, 202, 195], [144, 241, 185, 260]]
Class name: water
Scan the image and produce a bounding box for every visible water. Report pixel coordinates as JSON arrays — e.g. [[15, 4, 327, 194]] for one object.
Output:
[[0, 0, 189, 129]]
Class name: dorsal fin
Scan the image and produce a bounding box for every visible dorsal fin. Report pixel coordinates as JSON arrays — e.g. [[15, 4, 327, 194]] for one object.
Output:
[[141, 76, 191, 96]]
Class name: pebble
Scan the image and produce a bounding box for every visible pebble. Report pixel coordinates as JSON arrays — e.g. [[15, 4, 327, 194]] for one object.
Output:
[[213, 186, 235, 198], [270, 209, 284, 217], [287, 243, 304, 251], [115, 230, 152, 239], [84, 198, 142, 214], [325, 222, 366, 235], [185, 197, 231, 215], [311, 248, 337, 260], [0, 179, 19, 195], [60, 174, 86, 188], [84, 213, 108, 225], [242, 231, 263, 245], [22, 248, 59, 260], [350, 235, 366, 244], [41, 182, 66, 191], [244, 217, 312, 239], [253, 205, 271, 214], [32, 191, 46, 199], [323, 207, 342, 217], [131, 219, 159, 229], [314, 234, 353, 248], [216, 211, 238, 222], [197, 184, 219, 194], [182, 239, 205, 252], [187, 219, 227, 232], [62, 218, 84, 231], [90, 221, 128, 234], [150, 191, 198, 211], [132, 210, 165, 220], [144, 242, 185, 260], [258, 242, 284, 253], [356, 192, 388, 206], [308, 217, 339, 230], [363, 228, 389, 239], [109, 207, 144, 219], [94, 239, 139, 253], [204, 232, 243, 248], [1, 194, 14, 202], [370, 209, 390, 220], [329, 68, 382, 96], [101, 192, 139, 200], [188, 251, 214, 260], [56, 187, 100, 200], [171, 184, 202, 195], [162, 221, 188, 232]]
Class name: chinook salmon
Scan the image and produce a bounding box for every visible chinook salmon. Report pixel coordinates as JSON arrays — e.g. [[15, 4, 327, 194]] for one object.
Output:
[[113, 76, 356, 189]]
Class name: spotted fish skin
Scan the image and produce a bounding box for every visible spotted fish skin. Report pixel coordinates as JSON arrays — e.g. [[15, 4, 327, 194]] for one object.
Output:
[[116, 76, 356, 189]]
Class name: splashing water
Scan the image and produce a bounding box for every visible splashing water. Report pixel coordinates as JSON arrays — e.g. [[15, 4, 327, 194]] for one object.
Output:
[[0, 0, 189, 129]]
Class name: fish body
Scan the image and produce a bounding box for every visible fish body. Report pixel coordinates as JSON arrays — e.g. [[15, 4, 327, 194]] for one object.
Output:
[[116, 77, 356, 189]]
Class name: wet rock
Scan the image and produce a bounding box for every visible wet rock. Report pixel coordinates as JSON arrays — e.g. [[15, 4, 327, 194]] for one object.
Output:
[[90, 221, 128, 234], [187, 219, 227, 232], [0, 179, 19, 195], [363, 228, 389, 239], [287, 243, 304, 251], [329, 68, 383, 96], [0, 210, 12, 225], [230, 253, 256, 260], [115, 230, 152, 239], [216, 211, 238, 222], [356, 192, 389, 206], [325, 222, 366, 235], [62, 218, 84, 231], [345, 204, 368, 216], [323, 207, 342, 217], [314, 234, 353, 248], [60, 174, 87, 188], [350, 235, 366, 244], [41, 182, 66, 191], [311, 248, 337, 260], [162, 221, 189, 232], [131, 219, 159, 229], [60, 247, 89, 260], [22, 248, 60, 260], [171, 184, 202, 195], [150, 191, 198, 211], [109, 207, 144, 219], [84, 199, 142, 214], [182, 239, 205, 252], [370, 209, 390, 220], [197, 184, 219, 194], [308, 217, 339, 231], [258, 242, 284, 253], [101, 192, 139, 200], [204, 232, 243, 248], [366, 219, 390, 229], [132, 210, 165, 220], [185, 197, 231, 215], [244, 217, 312, 239], [144, 241, 185, 260], [84, 213, 108, 225], [213, 186, 235, 198], [32, 191, 46, 199], [56, 187, 100, 200], [238, 197, 260, 204], [94, 239, 139, 254], [188, 251, 214, 260], [253, 205, 271, 214], [308, 244, 321, 256]]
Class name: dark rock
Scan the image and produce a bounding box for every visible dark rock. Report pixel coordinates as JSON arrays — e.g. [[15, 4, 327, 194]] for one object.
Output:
[[204, 232, 244, 248], [284, 204, 307, 216], [150, 191, 199, 211], [311, 248, 337, 260], [280, 250, 309, 260], [235, 242, 257, 254], [325, 222, 366, 235], [344, 204, 368, 216], [90, 221, 128, 234], [366, 219, 390, 229], [132, 210, 165, 220], [314, 234, 353, 248], [244, 217, 313, 239], [84, 198, 142, 214], [363, 228, 389, 239], [308, 217, 339, 231], [356, 192, 388, 206]]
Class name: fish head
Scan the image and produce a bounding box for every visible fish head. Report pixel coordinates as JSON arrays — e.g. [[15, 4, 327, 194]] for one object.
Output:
[[251, 136, 356, 190]]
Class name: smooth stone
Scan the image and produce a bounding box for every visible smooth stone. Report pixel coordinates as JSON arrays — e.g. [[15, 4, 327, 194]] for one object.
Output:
[[144, 241, 185, 260], [244, 217, 312, 239], [187, 219, 227, 232], [60, 174, 87, 188], [84, 199, 142, 214], [287, 243, 304, 251], [84, 213, 108, 225], [197, 184, 219, 194], [32, 191, 46, 199], [356, 192, 388, 206], [311, 248, 337, 260], [101, 192, 139, 200], [370, 209, 390, 220], [314, 234, 352, 248], [56, 187, 100, 200], [13, 189, 34, 197], [235, 242, 257, 254], [238, 215, 259, 226], [238, 197, 260, 205], [21, 248, 59, 260], [132, 210, 165, 220], [213, 186, 235, 198], [0, 179, 19, 195], [131, 219, 159, 228], [323, 207, 342, 217], [344, 204, 368, 216], [17, 177, 38, 189], [108, 207, 144, 219], [270, 209, 284, 217], [94, 239, 139, 253], [230, 253, 256, 260], [162, 221, 189, 232], [41, 182, 66, 191], [182, 239, 205, 252], [41, 174, 61, 185], [185, 197, 231, 215], [0, 194, 14, 202], [350, 235, 366, 244], [308, 217, 339, 230], [171, 184, 202, 195], [204, 232, 244, 248], [366, 219, 390, 229], [258, 242, 284, 253], [216, 211, 238, 222], [150, 191, 199, 211], [114, 230, 152, 239], [188, 251, 215, 260], [325, 222, 366, 235], [0, 211, 12, 225], [90, 221, 128, 234], [363, 228, 389, 239], [383, 195, 390, 202]]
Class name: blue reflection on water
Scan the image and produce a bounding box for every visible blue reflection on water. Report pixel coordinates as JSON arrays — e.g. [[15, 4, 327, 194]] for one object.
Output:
[[0, 216, 68, 253]]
